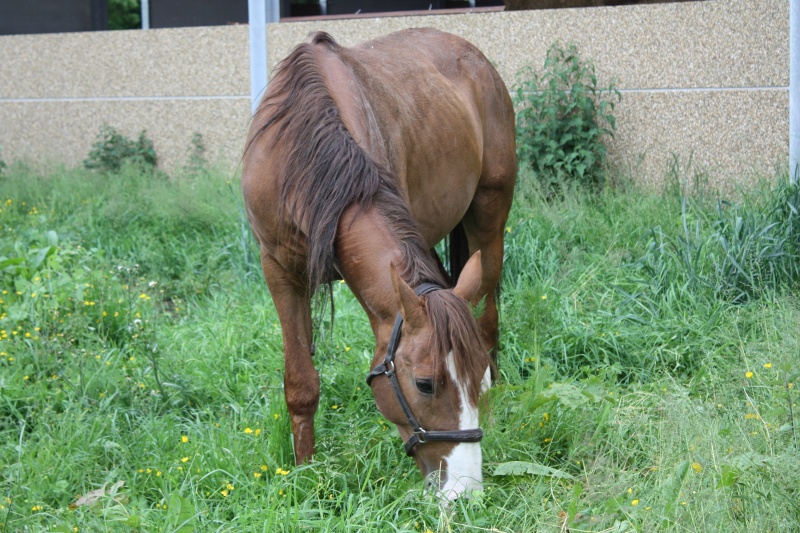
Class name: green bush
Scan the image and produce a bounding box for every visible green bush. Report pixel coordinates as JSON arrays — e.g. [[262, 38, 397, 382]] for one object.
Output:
[[183, 132, 208, 177], [513, 44, 620, 198], [108, 0, 141, 30], [83, 125, 157, 173]]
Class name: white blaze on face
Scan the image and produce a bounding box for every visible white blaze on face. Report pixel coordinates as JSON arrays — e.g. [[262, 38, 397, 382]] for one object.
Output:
[[439, 353, 490, 500]]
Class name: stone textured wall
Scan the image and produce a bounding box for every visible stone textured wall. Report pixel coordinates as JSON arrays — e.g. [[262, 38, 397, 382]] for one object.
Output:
[[0, 0, 789, 188], [0, 26, 251, 173]]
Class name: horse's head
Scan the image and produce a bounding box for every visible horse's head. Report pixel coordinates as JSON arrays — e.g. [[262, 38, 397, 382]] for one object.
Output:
[[368, 253, 491, 501]]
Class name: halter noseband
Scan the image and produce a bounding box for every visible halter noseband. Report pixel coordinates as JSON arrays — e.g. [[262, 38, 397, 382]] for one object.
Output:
[[366, 282, 484, 456]]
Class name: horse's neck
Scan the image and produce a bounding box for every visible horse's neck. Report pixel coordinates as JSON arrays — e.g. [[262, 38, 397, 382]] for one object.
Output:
[[335, 205, 407, 330]]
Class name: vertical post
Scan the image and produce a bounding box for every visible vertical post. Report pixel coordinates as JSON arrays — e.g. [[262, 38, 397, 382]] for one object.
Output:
[[268, 0, 281, 23], [791, 0, 799, 181], [249, 0, 279, 116], [141, 0, 150, 29]]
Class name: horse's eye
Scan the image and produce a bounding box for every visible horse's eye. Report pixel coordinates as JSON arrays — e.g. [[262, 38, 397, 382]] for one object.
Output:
[[415, 378, 434, 395]]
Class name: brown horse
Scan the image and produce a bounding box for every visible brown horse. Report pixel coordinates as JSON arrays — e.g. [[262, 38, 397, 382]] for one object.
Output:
[[242, 28, 516, 499]]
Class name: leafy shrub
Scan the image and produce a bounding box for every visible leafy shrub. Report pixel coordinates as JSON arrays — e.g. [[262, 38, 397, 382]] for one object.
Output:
[[0, 145, 6, 176], [513, 44, 620, 197], [108, 0, 141, 30], [84, 125, 157, 173], [183, 132, 208, 177]]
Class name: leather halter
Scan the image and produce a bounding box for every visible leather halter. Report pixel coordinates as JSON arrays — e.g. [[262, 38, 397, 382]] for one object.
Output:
[[366, 282, 484, 456]]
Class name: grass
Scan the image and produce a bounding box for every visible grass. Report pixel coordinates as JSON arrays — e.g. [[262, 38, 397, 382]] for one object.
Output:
[[0, 161, 798, 532]]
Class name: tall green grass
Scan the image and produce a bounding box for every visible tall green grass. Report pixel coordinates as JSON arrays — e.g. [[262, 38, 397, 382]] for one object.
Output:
[[1, 164, 798, 532]]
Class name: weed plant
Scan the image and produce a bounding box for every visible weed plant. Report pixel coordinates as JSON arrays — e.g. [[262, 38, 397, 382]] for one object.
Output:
[[513, 44, 620, 199], [84, 126, 157, 174], [0, 162, 798, 531]]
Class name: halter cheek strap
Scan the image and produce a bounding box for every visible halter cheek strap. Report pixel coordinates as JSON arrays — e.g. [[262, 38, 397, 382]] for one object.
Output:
[[366, 282, 484, 456]]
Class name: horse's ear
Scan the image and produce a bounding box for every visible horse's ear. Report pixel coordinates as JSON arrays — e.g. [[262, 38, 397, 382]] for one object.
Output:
[[453, 251, 482, 303], [390, 263, 426, 330]]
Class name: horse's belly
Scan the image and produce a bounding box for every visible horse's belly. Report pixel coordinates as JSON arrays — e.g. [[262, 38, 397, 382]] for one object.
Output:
[[406, 146, 482, 247]]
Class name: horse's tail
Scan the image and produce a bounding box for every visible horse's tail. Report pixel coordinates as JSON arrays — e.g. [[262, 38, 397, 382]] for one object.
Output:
[[448, 222, 470, 286]]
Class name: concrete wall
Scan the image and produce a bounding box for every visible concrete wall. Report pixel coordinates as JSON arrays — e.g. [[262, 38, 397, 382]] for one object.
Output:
[[0, 0, 789, 189], [0, 26, 251, 174]]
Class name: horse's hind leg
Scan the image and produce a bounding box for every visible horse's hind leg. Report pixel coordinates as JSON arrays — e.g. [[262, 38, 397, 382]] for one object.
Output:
[[462, 179, 515, 375], [260, 251, 319, 464]]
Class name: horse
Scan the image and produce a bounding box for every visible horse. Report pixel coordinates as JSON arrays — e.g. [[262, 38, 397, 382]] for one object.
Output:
[[241, 28, 516, 500]]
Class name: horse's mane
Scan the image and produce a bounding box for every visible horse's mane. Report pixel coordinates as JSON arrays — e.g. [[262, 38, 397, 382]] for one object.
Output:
[[426, 290, 490, 405], [245, 32, 486, 398]]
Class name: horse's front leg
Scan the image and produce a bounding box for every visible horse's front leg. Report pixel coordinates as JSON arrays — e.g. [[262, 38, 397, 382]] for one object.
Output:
[[261, 252, 319, 464]]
